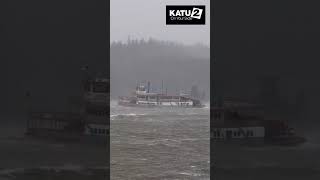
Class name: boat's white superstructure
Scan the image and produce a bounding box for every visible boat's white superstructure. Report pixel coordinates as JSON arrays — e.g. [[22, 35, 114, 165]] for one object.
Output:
[[211, 98, 306, 145], [119, 82, 203, 108], [26, 75, 109, 141]]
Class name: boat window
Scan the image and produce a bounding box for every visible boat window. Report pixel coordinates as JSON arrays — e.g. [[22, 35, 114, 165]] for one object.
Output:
[[214, 112, 221, 120], [138, 86, 146, 91], [93, 82, 108, 93], [90, 128, 96, 134]]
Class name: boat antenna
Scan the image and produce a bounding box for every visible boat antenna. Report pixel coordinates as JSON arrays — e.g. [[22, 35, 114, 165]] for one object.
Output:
[[81, 65, 90, 81]]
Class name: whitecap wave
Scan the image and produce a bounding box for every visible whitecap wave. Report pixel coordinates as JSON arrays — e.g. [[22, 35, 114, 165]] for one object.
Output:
[[178, 171, 203, 177], [110, 113, 147, 120]]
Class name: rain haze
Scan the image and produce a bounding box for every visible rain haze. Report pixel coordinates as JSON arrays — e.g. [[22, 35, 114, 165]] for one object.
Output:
[[111, 0, 210, 45], [110, 0, 210, 99], [110, 0, 210, 179]]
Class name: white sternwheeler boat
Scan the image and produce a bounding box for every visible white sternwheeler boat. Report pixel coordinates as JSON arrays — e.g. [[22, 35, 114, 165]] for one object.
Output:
[[118, 81, 204, 108], [211, 98, 306, 146], [25, 70, 109, 144]]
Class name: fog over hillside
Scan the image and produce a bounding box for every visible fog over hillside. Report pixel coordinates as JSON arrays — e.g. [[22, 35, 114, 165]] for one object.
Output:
[[110, 38, 210, 100]]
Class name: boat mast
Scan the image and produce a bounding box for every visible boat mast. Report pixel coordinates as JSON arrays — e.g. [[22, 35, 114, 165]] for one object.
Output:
[[161, 80, 164, 95]]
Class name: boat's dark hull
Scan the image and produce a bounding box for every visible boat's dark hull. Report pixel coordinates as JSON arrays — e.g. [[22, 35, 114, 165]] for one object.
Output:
[[265, 136, 307, 146], [118, 102, 205, 108], [211, 136, 306, 146]]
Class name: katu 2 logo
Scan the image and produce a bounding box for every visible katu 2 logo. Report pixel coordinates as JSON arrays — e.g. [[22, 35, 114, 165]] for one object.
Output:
[[166, 5, 205, 25]]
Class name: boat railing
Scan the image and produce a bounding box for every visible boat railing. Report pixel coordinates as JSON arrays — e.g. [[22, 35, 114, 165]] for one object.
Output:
[[29, 112, 82, 120]]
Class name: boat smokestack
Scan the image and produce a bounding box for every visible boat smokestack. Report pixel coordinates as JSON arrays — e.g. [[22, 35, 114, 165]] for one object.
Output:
[[147, 81, 150, 93]]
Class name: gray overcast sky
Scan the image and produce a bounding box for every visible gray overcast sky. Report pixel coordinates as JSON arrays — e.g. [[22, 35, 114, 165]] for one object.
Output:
[[111, 0, 210, 45]]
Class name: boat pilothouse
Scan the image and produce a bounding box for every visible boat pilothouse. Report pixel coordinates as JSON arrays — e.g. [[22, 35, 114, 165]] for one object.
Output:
[[211, 98, 306, 145], [118, 81, 204, 108], [82, 77, 109, 137]]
